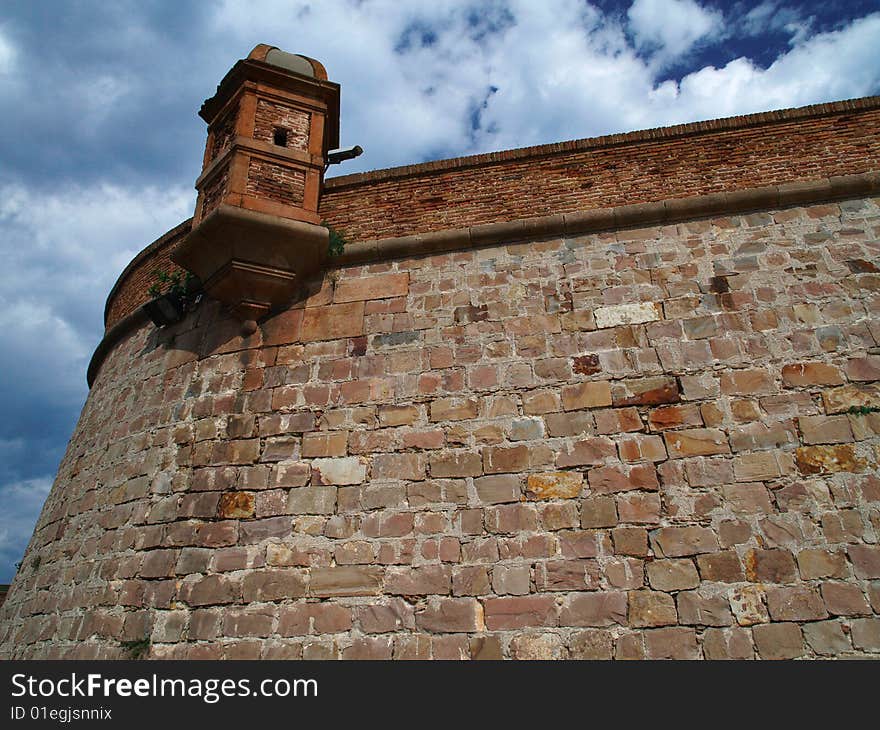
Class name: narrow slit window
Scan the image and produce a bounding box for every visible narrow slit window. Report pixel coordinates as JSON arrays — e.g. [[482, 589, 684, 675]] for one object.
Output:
[[273, 127, 288, 147]]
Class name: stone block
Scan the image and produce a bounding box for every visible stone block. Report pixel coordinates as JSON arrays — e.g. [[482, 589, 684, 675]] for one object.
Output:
[[525, 472, 583, 500], [301, 301, 365, 342], [646, 559, 700, 592]]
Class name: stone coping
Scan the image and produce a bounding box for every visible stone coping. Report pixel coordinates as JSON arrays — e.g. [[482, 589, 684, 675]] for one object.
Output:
[[88, 171, 880, 388], [334, 172, 880, 265]]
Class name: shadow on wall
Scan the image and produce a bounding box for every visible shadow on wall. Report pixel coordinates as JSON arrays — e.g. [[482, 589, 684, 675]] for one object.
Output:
[[138, 272, 332, 371]]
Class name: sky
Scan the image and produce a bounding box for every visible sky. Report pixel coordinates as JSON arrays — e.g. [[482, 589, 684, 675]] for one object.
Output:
[[0, 0, 879, 583]]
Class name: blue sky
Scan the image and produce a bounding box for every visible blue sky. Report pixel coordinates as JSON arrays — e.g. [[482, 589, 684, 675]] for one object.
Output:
[[0, 0, 878, 582]]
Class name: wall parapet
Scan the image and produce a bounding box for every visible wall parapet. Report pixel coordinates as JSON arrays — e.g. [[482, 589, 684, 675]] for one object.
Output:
[[102, 97, 880, 333], [92, 171, 880, 386]]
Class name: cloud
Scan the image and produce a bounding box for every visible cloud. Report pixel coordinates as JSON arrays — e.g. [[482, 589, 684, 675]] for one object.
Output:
[[627, 0, 723, 62], [0, 182, 192, 580], [0, 25, 14, 74], [0, 477, 51, 583], [741, 1, 813, 44]]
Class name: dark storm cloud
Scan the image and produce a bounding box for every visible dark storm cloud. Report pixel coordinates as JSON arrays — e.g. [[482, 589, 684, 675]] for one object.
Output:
[[0, 1, 218, 189]]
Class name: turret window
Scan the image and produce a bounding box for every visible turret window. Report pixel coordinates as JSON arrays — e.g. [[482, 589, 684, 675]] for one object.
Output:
[[273, 127, 288, 147]]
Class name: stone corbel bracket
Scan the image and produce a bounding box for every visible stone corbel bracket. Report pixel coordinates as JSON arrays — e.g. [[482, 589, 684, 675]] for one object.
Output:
[[172, 204, 329, 332]]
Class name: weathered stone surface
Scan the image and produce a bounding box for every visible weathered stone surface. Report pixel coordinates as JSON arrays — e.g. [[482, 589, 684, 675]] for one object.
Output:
[[820, 582, 870, 616], [559, 592, 627, 627], [474, 475, 522, 504], [510, 632, 566, 660], [781, 362, 844, 387], [848, 545, 880, 579], [430, 398, 479, 422], [823, 384, 880, 414], [525, 472, 583, 500], [492, 565, 531, 596], [309, 567, 383, 597], [696, 552, 744, 583], [11, 168, 880, 662], [335, 272, 409, 303], [650, 527, 719, 557], [217, 491, 255, 519], [703, 627, 754, 659], [580, 496, 618, 528], [612, 377, 680, 407], [753, 622, 804, 659], [744, 549, 798, 583], [588, 463, 659, 493], [594, 302, 661, 329], [665, 429, 730, 458], [644, 627, 700, 659], [416, 598, 483, 633], [850, 618, 880, 651], [765, 586, 828, 622], [241, 569, 307, 602], [483, 596, 557, 630], [569, 629, 613, 659], [803, 621, 850, 656], [301, 302, 365, 342], [430, 451, 483, 478], [561, 381, 613, 411], [311, 457, 367, 485], [557, 437, 617, 467], [646, 559, 700, 592], [628, 590, 677, 628], [729, 585, 769, 626], [797, 549, 849, 580], [795, 445, 867, 475]]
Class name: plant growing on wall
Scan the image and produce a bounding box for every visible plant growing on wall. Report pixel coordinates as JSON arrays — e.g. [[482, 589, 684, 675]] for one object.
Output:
[[119, 636, 151, 660], [148, 269, 195, 298], [322, 221, 347, 257], [144, 269, 201, 327]]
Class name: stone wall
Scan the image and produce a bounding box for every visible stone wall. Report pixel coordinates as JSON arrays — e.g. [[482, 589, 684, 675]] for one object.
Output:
[[321, 98, 880, 242], [101, 98, 880, 333], [2, 195, 879, 659]]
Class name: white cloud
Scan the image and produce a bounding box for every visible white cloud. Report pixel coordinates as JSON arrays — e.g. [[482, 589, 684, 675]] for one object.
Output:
[[0, 25, 14, 75], [0, 181, 193, 434], [0, 477, 51, 582], [627, 0, 723, 62], [672, 13, 880, 119], [742, 2, 812, 44]]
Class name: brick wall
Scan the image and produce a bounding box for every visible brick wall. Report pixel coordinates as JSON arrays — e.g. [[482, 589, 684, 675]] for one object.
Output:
[[321, 98, 880, 242], [210, 103, 238, 161], [201, 162, 230, 220], [102, 98, 880, 331], [253, 99, 309, 151], [3, 197, 879, 659], [246, 159, 306, 207], [104, 220, 191, 331]]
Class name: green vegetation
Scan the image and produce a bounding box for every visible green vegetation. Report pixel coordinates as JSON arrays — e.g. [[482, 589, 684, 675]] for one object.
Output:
[[120, 636, 151, 660], [148, 269, 195, 298], [848, 405, 880, 415], [323, 221, 347, 257]]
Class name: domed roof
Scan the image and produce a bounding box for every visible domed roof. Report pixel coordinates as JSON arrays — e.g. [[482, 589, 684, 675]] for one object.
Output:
[[247, 44, 328, 80]]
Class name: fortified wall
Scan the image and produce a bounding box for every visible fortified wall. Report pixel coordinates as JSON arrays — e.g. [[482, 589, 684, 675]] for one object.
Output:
[[1, 47, 880, 659]]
